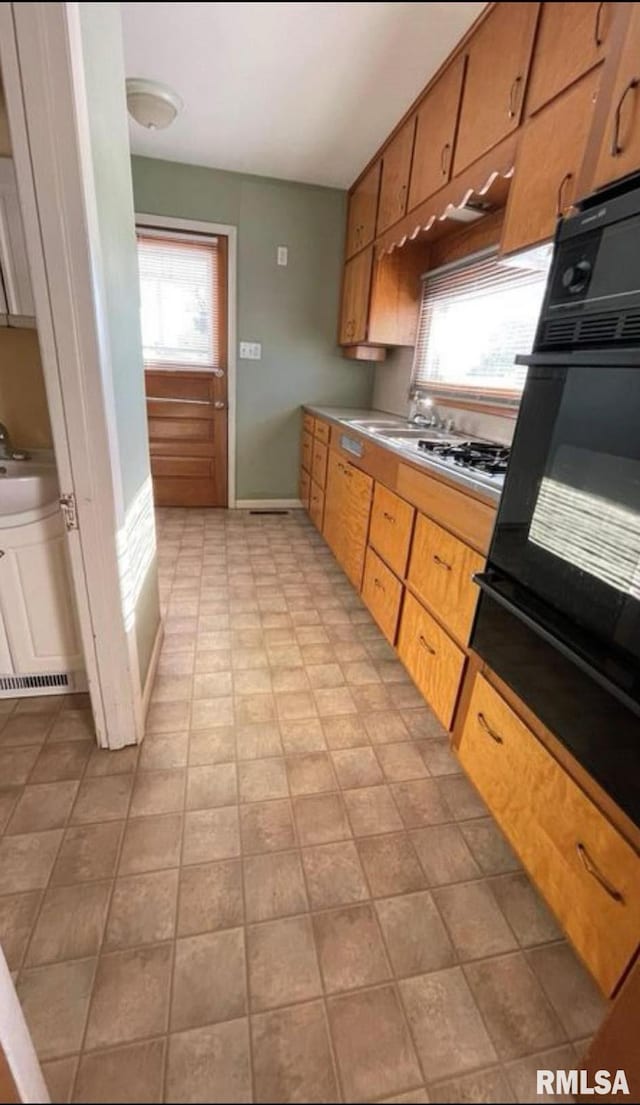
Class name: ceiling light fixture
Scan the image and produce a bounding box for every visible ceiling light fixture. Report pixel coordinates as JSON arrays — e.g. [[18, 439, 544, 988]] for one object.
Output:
[[126, 78, 183, 130]]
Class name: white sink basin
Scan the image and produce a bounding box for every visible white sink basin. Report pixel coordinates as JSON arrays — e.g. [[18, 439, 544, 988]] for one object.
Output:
[[0, 457, 59, 518]]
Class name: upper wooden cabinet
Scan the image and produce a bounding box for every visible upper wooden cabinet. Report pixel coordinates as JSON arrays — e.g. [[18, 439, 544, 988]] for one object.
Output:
[[339, 246, 373, 344], [501, 67, 601, 254], [593, 3, 640, 189], [346, 161, 381, 260], [526, 2, 610, 115], [377, 117, 417, 235], [409, 55, 466, 210], [453, 3, 539, 175], [367, 242, 427, 347]]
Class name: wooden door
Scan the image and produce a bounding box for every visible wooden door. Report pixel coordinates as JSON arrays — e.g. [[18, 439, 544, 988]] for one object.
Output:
[[146, 371, 227, 506], [346, 162, 381, 259], [409, 56, 466, 210], [339, 246, 373, 344], [526, 1, 610, 115], [377, 118, 416, 234], [397, 591, 466, 730], [453, 3, 539, 175], [593, 4, 640, 188], [501, 68, 601, 254], [407, 514, 484, 646], [362, 546, 403, 644]]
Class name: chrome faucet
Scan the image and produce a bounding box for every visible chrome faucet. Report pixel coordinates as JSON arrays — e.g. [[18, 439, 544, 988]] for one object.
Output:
[[0, 422, 28, 461], [0, 422, 13, 460]]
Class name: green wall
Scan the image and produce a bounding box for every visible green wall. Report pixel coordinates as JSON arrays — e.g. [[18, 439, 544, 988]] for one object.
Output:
[[79, 4, 160, 686], [131, 156, 374, 499]]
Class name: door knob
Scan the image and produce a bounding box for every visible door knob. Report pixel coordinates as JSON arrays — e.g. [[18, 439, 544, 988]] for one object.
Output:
[[213, 400, 226, 410], [212, 368, 225, 378]]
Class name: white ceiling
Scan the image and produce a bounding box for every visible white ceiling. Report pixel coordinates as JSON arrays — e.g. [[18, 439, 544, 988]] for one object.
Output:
[[121, 1, 485, 189]]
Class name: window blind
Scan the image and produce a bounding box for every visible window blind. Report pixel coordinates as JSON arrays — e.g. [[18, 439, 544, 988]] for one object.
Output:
[[137, 233, 225, 369], [411, 245, 551, 397]]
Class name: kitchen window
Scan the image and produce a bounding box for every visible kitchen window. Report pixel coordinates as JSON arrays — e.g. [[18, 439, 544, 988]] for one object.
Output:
[[411, 244, 552, 403], [136, 231, 227, 371]]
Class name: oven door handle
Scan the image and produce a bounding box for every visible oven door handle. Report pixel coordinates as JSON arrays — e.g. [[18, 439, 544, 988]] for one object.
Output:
[[473, 572, 640, 718]]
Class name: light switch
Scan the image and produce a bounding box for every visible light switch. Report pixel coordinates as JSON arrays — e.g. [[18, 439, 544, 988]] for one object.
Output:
[[277, 246, 288, 266], [239, 341, 262, 360]]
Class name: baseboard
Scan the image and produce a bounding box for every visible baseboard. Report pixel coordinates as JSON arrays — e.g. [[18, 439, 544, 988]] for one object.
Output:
[[142, 618, 164, 724], [235, 499, 303, 510]]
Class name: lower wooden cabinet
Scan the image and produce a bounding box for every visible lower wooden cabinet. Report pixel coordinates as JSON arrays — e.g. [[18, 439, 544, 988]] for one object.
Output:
[[311, 438, 328, 490], [361, 546, 403, 644], [407, 513, 484, 646], [369, 482, 415, 578], [397, 591, 466, 730], [459, 674, 640, 995], [309, 480, 324, 531], [301, 430, 313, 474], [299, 467, 310, 510], [323, 449, 373, 590]]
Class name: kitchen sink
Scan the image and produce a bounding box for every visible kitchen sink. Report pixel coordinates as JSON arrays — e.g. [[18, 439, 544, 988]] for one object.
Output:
[[0, 457, 59, 518]]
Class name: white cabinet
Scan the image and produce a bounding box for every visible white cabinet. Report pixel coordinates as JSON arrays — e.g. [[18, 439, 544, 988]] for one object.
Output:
[[0, 156, 35, 324], [0, 508, 83, 676]]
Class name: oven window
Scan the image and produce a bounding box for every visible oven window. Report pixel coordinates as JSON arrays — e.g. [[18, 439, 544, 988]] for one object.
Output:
[[412, 244, 552, 402]]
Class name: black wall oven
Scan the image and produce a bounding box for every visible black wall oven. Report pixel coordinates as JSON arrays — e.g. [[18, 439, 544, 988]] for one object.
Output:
[[472, 175, 640, 827]]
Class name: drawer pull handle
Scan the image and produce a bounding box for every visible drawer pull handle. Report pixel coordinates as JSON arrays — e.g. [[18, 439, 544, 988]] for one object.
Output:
[[611, 78, 639, 156], [576, 842, 624, 903], [594, 0, 605, 46], [374, 577, 385, 592], [418, 634, 435, 655], [433, 554, 451, 571], [383, 511, 396, 523], [508, 74, 523, 119], [477, 712, 503, 744]]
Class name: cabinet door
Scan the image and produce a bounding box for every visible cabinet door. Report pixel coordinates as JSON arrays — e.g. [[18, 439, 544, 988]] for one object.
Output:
[[361, 546, 403, 645], [340, 463, 373, 590], [397, 591, 466, 730], [501, 68, 601, 254], [322, 450, 345, 563], [309, 481, 325, 532], [0, 157, 35, 319], [369, 483, 415, 578], [593, 4, 640, 189], [377, 118, 416, 235], [346, 162, 381, 259], [409, 56, 466, 209], [339, 247, 373, 344], [407, 513, 484, 646], [0, 511, 83, 674], [459, 674, 640, 995], [453, 3, 539, 175], [526, 1, 610, 115]]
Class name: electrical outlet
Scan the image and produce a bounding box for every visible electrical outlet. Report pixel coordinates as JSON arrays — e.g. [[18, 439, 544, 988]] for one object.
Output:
[[277, 246, 288, 266], [239, 341, 262, 360]]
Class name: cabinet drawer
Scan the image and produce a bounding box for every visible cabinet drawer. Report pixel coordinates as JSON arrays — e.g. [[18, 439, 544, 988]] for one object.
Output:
[[314, 419, 330, 446], [309, 480, 324, 531], [459, 674, 640, 995], [397, 463, 495, 554], [369, 483, 415, 578], [311, 439, 328, 490], [408, 514, 484, 645], [301, 431, 313, 473], [397, 591, 466, 730], [302, 412, 315, 435], [300, 467, 311, 510], [362, 547, 403, 645]]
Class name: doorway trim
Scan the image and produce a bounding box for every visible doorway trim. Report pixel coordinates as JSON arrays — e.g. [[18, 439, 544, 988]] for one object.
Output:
[[136, 213, 238, 509]]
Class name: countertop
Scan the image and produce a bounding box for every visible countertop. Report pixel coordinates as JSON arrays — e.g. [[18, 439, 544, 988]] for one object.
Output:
[[303, 405, 503, 505]]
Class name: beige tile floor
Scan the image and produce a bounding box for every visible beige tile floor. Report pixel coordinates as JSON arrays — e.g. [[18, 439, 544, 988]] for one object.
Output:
[[0, 508, 605, 1104]]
